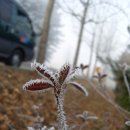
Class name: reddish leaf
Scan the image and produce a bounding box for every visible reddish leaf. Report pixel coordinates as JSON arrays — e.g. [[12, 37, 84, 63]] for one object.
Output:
[[23, 79, 53, 92], [31, 61, 55, 85], [69, 82, 88, 96], [58, 64, 70, 85]]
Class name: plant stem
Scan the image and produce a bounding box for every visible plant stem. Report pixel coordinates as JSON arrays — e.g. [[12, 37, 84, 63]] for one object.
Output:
[[56, 92, 68, 130]]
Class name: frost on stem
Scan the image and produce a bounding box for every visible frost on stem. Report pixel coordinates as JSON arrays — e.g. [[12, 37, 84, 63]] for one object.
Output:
[[23, 61, 88, 130], [56, 92, 68, 130]]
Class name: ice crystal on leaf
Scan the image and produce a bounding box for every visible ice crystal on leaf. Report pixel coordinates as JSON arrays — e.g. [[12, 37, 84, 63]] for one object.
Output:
[[23, 79, 53, 93], [31, 61, 56, 85], [58, 64, 70, 85]]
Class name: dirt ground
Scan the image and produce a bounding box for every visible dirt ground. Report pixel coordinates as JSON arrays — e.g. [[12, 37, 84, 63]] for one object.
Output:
[[0, 64, 129, 130]]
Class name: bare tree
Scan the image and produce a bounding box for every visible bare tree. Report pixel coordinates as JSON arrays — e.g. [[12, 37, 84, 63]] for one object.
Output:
[[57, 0, 128, 68], [45, 3, 63, 63], [86, 27, 96, 78]]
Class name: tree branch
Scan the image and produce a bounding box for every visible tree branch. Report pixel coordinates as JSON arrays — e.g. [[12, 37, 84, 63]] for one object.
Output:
[[80, 0, 86, 6], [56, 0, 82, 22], [89, 1, 128, 18], [85, 19, 106, 24], [80, 0, 91, 7]]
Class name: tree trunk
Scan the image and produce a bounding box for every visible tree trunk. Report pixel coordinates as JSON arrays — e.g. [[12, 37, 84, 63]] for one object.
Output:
[[87, 31, 96, 78], [37, 0, 55, 63], [73, 1, 89, 67]]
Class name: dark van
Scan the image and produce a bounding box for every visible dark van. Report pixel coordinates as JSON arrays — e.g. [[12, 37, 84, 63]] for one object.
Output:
[[0, 0, 35, 67]]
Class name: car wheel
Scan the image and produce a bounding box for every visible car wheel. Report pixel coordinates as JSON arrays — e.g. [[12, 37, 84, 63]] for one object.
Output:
[[9, 50, 24, 67]]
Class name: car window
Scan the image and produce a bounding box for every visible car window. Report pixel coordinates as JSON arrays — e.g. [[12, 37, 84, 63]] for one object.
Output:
[[15, 16, 32, 38], [0, 0, 13, 22], [15, 9, 32, 38]]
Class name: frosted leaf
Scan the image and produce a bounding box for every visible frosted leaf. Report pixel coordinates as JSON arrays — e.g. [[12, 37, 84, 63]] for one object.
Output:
[[27, 126, 55, 130], [31, 61, 56, 85], [85, 116, 98, 120], [48, 127, 55, 130], [76, 111, 98, 121], [58, 63, 70, 85], [27, 127, 35, 130], [76, 111, 89, 119], [23, 79, 53, 92], [65, 67, 82, 83], [69, 82, 88, 96], [41, 126, 47, 130], [125, 121, 130, 126]]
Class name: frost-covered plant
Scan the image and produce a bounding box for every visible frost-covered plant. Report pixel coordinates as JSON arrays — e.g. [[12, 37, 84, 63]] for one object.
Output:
[[27, 115, 55, 130], [76, 111, 98, 121], [23, 61, 88, 130], [76, 111, 98, 130], [27, 105, 55, 130]]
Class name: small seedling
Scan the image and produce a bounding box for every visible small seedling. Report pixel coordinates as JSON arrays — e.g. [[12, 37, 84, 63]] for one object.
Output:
[[93, 67, 107, 88], [76, 111, 98, 130], [23, 61, 88, 130]]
